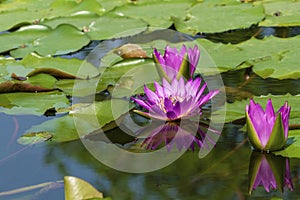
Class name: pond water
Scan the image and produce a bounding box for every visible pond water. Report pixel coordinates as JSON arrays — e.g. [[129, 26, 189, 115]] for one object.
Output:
[[1, 112, 300, 199], [1, 27, 300, 200]]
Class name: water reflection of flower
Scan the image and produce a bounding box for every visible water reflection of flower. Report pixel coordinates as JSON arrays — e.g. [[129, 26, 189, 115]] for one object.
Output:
[[246, 99, 291, 152], [135, 120, 219, 151], [248, 152, 293, 194]]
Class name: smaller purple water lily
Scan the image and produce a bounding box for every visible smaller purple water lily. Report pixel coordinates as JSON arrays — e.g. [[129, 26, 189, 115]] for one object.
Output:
[[248, 152, 293, 194], [153, 45, 200, 81], [246, 99, 291, 152], [132, 77, 219, 121]]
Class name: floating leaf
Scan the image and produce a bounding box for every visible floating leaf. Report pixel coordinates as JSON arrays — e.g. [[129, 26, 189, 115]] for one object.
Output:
[[259, 0, 300, 27], [275, 129, 300, 158], [112, 1, 192, 28], [17, 131, 53, 145], [16, 53, 99, 79], [0, 0, 104, 31], [0, 91, 69, 116], [64, 176, 103, 200], [86, 13, 148, 40], [41, 12, 100, 30], [174, 3, 264, 34], [54, 78, 111, 97], [0, 24, 90, 57], [195, 35, 300, 76], [250, 48, 300, 80], [20, 99, 133, 143], [23, 115, 79, 143]]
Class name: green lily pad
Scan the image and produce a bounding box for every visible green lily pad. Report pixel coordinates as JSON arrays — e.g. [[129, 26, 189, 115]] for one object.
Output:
[[17, 53, 99, 79], [195, 35, 300, 76], [259, 0, 300, 27], [213, 94, 300, 124], [174, 3, 265, 34], [0, 25, 51, 54], [86, 13, 148, 40], [55, 78, 111, 97], [17, 131, 53, 145], [0, 91, 69, 116], [0, 24, 90, 57], [20, 99, 134, 143], [112, 1, 192, 28], [64, 176, 104, 200], [22, 115, 79, 143], [0, 0, 104, 31], [250, 48, 300, 80], [0, 73, 57, 93], [275, 129, 300, 158], [41, 12, 100, 30]]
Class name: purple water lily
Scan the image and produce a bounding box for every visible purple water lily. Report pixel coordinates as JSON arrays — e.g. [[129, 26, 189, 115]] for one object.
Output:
[[246, 99, 291, 151], [132, 77, 219, 121], [153, 45, 200, 81], [249, 152, 293, 194]]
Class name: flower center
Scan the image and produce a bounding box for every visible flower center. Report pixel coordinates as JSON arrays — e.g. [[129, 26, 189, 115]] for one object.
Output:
[[157, 95, 184, 113]]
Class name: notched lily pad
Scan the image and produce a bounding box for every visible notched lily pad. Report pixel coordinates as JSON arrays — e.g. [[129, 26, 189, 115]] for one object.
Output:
[[14, 53, 99, 79], [259, 0, 300, 26], [86, 13, 148, 40], [174, 2, 265, 34], [0, 24, 90, 58], [0, 91, 70, 116], [17, 131, 53, 145]]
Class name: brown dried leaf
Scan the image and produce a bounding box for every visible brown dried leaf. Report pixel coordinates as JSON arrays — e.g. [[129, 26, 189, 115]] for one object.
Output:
[[113, 43, 148, 59]]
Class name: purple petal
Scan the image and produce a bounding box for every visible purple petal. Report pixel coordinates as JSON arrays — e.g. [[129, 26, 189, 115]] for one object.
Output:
[[265, 99, 276, 129], [144, 85, 159, 102], [248, 99, 271, 147], [132, 97, 151, 110], [154, 81, 164, 98], [153, 48, 165, 66], [188, 45, 200, 76], [278, 101, 291, 138], [164, 98, 173, 112]]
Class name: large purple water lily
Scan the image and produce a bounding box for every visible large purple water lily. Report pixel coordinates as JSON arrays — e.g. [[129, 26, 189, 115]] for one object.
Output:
[[153, 45, 200, 81], [132, 77, 219, 121], [246, 99, 291, 151]]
